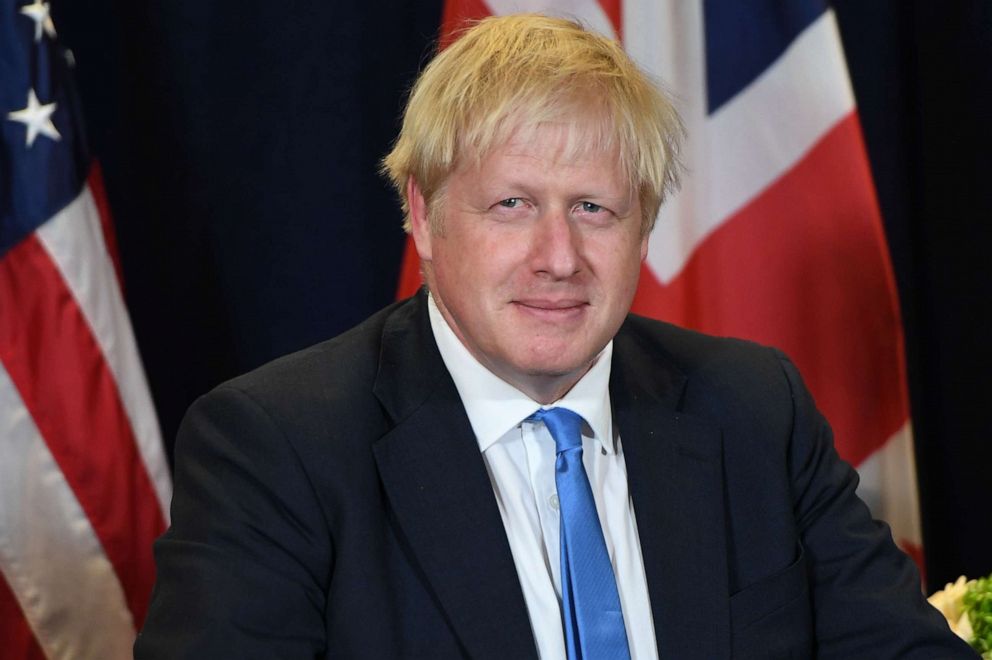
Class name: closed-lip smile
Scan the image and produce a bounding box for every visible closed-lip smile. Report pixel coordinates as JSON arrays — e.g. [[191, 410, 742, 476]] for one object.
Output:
[[513, 299, 589, 319], [514, 298, 587, 309]]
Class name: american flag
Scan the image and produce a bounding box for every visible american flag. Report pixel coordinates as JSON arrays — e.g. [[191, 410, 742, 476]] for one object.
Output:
[[1, 1, 171, 657], [399, 0, 922, 564]]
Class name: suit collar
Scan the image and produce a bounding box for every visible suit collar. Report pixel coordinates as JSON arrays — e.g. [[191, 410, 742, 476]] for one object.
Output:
[[612, 319, 731, 658], [372, 292, 539, 660]]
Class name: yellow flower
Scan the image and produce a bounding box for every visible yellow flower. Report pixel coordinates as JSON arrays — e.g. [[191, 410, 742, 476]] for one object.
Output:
[[928, 575, 977, 642]]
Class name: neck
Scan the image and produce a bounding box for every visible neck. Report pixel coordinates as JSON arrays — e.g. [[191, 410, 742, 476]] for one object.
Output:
[[489, 365, 588, 406]]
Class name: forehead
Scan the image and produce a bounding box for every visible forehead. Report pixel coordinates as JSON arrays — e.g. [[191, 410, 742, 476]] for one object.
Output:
[[457, 113, 629, 182]]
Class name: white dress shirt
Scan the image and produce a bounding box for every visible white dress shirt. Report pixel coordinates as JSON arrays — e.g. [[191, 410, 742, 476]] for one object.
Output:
[[428, 294, 659, 660]]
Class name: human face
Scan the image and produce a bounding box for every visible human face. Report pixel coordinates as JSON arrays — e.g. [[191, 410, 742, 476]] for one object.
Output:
[[410, 123, 648, 403]]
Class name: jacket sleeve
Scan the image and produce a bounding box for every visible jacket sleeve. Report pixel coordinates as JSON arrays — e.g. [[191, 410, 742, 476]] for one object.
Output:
[[776, 351, 977, 658], [134, 385, 331, 659]]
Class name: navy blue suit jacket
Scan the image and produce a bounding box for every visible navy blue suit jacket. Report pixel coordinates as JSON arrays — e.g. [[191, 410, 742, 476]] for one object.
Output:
[[135, 292, 974, 659]]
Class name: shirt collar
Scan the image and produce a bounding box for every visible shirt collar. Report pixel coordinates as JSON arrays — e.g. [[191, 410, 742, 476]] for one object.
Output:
[[427, 292, 615, 455]]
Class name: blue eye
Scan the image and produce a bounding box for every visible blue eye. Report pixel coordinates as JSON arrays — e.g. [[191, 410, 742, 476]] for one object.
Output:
[[580, 201, 603, 213], [498, 198, 523, 208]]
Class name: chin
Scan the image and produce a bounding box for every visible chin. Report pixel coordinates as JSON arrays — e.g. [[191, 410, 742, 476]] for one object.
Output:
[[518, 353, 594, 379]]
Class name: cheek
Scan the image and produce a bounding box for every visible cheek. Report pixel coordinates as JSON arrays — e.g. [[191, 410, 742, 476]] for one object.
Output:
[[589, 235, 644, 284], [431, 238, 512, 308], [447, 234, 527, 284]]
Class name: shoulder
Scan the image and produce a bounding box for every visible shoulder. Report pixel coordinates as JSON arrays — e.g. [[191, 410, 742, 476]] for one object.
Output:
[[615, 313, 799, 413], [613, 314, 815, 484], [185, 296, 423, 446], [228, 297, 412, 400], [619, 312, 787, 367]]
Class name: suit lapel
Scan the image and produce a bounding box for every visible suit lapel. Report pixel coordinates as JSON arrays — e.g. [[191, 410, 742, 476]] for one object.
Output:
[[371, 295, 538, 660], [612, 322, 731, 659]]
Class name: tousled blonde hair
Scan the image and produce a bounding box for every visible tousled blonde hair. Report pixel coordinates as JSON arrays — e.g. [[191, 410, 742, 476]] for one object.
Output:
[[382, 13, 684, 235]]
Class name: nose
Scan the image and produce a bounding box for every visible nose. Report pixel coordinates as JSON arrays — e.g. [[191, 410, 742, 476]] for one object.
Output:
[[530, 207, 582, 280]]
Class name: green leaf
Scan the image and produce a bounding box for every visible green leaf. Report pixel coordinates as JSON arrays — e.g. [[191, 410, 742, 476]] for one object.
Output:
[[965, 574, 992, 654]]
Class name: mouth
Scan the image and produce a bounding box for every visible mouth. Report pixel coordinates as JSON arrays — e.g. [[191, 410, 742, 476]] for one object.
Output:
[[512, 299, 589, 320]]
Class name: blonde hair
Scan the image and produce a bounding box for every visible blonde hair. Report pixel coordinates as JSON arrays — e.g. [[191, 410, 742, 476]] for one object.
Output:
[[382, 13, 684, 235]]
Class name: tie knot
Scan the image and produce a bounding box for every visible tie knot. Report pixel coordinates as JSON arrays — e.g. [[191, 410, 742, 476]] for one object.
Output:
[[530, 407, 584, 453]]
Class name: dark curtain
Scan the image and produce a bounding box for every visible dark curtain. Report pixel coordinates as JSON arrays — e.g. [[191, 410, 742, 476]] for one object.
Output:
[[52, 0, 990, 591]]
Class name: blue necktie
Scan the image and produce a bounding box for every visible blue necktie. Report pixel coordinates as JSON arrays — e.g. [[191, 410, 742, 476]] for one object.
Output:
[[530, 407, 631, 660]]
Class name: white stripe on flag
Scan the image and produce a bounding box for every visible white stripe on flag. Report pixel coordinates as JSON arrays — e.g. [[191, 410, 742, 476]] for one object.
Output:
[[36, 186, 172, 519], [485, 0, 617, 38], [0, 362, 136, 660], [642, 10, 855, 284], [855, 421, 923, 547], [623, 0, 706, 280]]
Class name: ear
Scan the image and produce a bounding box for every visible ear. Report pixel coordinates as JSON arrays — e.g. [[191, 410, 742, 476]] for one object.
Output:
[[640, 233, 649, 261], [407, 176, 433, 262]]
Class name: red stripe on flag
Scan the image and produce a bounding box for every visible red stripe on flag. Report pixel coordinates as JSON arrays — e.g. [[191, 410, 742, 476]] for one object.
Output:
[[440, 0, 492, 48], [633, 114, 909, 465], [597, 0, 623, 39], [0, 233, 166, 628], [396, 234, 422, 300], [0, 572, 47, 660]]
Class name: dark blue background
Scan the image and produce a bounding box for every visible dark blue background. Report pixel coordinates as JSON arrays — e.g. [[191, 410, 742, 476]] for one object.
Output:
[[50, 0, 991, 590]]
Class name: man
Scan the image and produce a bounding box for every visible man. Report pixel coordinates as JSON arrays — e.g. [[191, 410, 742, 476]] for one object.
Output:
[[136, 14, 974, 659]]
